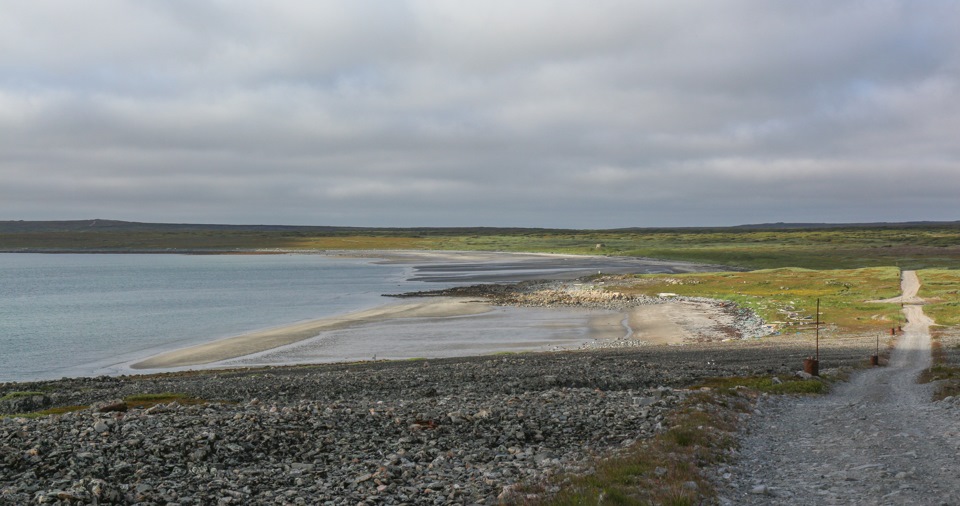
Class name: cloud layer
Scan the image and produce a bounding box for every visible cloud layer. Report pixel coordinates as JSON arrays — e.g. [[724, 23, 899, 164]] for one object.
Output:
[[2, 1, 958, 227]]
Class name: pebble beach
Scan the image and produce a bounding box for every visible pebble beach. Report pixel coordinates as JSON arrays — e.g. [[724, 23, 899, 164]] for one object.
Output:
[[1, 336, 880, 505]]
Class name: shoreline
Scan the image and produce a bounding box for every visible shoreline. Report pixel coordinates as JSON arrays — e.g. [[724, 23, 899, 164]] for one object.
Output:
[[4, 249, 737, 381], [131, 278, 761, 372], [130, 297, 493, 369]]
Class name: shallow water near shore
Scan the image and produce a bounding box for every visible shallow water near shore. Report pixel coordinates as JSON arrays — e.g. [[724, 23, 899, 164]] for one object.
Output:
[[1, 254, 423, 381], [1, 252, 709, 382]]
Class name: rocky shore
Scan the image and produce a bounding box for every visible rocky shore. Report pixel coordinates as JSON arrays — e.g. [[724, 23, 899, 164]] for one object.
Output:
[[2, 338, 879, 505]]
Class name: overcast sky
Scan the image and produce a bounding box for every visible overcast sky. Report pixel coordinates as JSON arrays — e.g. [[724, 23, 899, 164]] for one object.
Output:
[[2, 1, 958, 228]]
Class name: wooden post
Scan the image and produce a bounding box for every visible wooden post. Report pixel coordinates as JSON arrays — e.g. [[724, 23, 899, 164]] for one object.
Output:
[[816, 298, 820, 362], [804, 298, 821, 376]]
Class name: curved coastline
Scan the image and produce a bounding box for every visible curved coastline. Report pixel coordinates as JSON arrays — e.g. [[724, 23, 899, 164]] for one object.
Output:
[[130, 250, 730, 371], [131, 297, 492, 369]]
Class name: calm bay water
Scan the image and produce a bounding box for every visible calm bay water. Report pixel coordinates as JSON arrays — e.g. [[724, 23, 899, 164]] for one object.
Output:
[[0, 254, 420, 382], [1, 252, 700, 383]]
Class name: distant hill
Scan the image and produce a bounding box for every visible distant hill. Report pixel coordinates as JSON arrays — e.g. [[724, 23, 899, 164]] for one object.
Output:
[[3, 219, 960, 270], [730, 221, 960, 230], [3, 219, 959, 235], [0, 219, 352, 234]]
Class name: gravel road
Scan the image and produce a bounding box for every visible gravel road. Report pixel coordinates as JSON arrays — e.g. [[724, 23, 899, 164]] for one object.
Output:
[[719, 272, 959, 505]]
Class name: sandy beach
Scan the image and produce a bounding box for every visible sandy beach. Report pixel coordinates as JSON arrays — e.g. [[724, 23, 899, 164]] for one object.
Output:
[[130, 251, 736, 372], [131, 297, 492, 369], [132, 295, 742, 371]]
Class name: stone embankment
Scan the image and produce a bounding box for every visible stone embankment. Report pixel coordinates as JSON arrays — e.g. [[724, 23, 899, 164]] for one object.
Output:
[[2, 340, 879, 505]]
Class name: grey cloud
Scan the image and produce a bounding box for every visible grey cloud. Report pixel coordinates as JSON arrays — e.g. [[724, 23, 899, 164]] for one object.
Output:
[[1, 1, 959, 227]]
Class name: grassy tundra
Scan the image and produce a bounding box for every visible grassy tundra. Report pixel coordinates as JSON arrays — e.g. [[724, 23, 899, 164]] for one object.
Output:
[[2, 220, 960, 270]]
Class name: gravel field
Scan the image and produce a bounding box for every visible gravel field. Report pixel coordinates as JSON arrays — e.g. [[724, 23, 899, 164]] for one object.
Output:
[[933, 326, 960, 366], [1, 336, 880, 505]]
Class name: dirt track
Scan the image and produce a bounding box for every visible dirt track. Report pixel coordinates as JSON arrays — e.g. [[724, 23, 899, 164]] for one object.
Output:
[[719, 271, 960, 505]]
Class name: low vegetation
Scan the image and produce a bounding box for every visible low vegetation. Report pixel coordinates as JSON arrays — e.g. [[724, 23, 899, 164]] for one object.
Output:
[[917, 270, 960, 326], [0, 392, 208, 419], [123, 392, 207, 409], [919, 327, 960, 400], [534, 376, 825, 505], [692, 376, 828, 395], [0, 391, 45, 401], [4, 220, 960, 271], [607, 267, 903, 333]]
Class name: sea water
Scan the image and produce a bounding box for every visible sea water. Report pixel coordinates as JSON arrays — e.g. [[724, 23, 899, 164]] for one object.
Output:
[[1, 253, 622, 382], [0, 254, 421, 382]]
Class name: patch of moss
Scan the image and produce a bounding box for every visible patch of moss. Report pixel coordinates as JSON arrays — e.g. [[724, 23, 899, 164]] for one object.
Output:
[[0, 405, 87, 420], [535, 390, 748, 505], [0, 391, 45, 401], [694, 376, 827, 395]]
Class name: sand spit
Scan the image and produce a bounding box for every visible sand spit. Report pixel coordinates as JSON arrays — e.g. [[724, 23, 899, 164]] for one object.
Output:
[[134, 278, 762, 371], [131, 298, 491, 369]]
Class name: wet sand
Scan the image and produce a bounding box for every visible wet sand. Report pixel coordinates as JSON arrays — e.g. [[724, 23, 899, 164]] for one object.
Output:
[[132, 251, 733, 371], [131, 298, 492, 369], [132, 298, 735, 371], [329, 249, 725, 282]]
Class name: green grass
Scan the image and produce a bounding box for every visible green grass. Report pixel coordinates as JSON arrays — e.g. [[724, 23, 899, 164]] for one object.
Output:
[[0, 391, 45, 401], [608, 267, 903, 332], [534, 378, 826, 504], [5, 222, 960, 270], [1, 405, 88, 419], [917, 270, 960, 326], [402, 227, 960, 270], [694, 376, 827, 395]]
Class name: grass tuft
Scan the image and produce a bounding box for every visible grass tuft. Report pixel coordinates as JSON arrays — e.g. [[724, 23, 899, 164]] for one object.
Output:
[[0, 391, 45, 401], [609, 267, 904, 332], [524, 377, 827, 505], [124, 392, 207, 409], [694, 376, 827, 395]]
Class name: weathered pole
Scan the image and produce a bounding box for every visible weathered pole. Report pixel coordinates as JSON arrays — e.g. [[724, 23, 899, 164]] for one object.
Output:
[[816, 298, 820, 362], [803, 298, 821, 376]]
